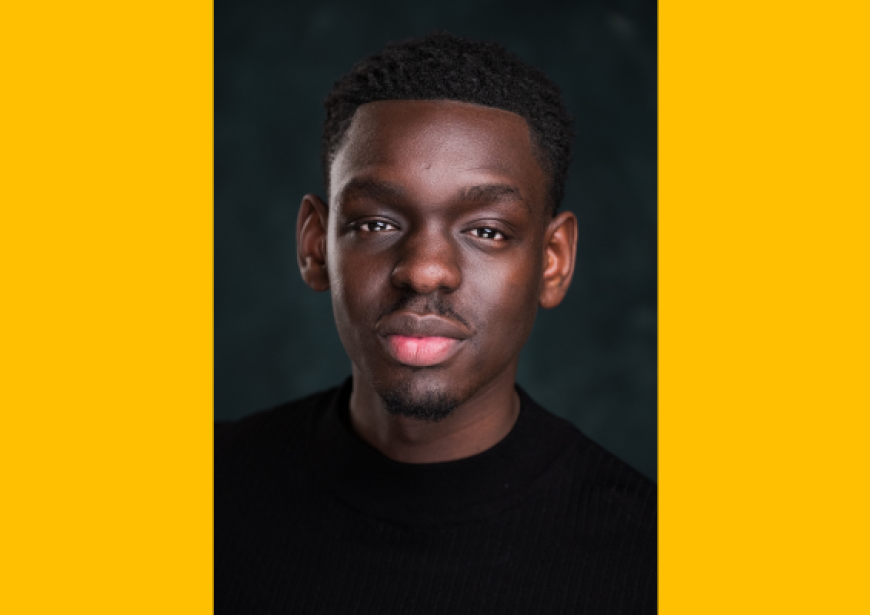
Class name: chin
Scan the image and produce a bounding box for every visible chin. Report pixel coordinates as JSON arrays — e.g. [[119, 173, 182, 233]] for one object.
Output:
[[376, 374, 460, 423]]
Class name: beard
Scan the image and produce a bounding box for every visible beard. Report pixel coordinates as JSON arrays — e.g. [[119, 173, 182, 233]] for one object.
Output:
[[379, 381, 459, 423]]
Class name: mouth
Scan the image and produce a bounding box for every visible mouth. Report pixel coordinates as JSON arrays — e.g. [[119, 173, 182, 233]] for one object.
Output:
[[385, 335, 462, 367], [376, 311, 471, 368]]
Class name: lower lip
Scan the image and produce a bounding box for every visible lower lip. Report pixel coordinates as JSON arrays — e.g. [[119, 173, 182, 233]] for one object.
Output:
[[386, 335, 460, 367]]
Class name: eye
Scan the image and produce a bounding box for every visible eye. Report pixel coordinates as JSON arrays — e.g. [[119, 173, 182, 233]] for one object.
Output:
[[356, 220, 397, 233], [469, 227, 507, 241]]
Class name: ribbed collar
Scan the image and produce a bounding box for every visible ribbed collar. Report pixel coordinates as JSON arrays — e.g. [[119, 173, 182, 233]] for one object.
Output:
[[305, 378, 577, 526]]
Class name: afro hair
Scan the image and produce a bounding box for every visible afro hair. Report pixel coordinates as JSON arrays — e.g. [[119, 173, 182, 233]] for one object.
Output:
[[322, 32, 574, 215]]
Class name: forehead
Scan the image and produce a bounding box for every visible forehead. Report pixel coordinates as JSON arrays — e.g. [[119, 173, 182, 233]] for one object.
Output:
[[330, 100, 548, 213]]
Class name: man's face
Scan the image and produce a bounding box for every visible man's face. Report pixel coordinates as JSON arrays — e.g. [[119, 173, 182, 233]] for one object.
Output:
[[325, 100, 554, 418]]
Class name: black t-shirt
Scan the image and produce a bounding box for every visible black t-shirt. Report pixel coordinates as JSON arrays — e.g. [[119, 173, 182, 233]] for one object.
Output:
[[216, 379, 656, 614]]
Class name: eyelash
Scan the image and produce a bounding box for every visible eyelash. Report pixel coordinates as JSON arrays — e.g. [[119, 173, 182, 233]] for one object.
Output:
[[355, 220, 396, 232], [352, 220, 508, 241], [468, 227, 507, 241]]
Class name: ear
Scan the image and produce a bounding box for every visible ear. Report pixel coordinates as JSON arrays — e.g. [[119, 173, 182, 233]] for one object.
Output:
[[296, 193, 330, 292], [539, 211, 578, 309]]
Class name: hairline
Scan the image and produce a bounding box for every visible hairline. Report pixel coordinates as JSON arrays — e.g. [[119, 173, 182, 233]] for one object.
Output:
[[326, 98, 556, 214]]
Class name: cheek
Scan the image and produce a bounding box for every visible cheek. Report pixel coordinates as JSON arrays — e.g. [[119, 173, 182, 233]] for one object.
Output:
[[329, 246, 387, 348], [468, 254, 542, 352]]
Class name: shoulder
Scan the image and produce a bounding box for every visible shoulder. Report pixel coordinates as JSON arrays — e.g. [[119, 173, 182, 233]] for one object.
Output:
[[215, 385, 339, 461], [573, 429, 657, 531], [215, 384, 347, 515], [520, 388, 657, 531]]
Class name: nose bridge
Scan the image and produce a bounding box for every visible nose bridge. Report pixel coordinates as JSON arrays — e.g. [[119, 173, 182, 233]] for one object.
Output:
[[392, 223, 461, 294]]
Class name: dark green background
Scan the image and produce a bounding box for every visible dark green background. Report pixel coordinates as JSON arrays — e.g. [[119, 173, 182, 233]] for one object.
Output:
[[216, 0, 657, 479]]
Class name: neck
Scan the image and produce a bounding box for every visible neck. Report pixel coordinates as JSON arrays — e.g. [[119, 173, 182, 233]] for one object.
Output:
[[348, 367, 521, 464]]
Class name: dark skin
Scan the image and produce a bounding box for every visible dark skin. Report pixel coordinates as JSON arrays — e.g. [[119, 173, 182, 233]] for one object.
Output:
[[298, 100, 577, 463]]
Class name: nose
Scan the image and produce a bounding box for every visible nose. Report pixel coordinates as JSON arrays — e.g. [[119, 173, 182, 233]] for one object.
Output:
[[390, 227, 461, 294]]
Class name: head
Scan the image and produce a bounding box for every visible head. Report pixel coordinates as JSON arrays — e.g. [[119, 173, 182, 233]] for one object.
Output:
[[298, 33, 577, 422]]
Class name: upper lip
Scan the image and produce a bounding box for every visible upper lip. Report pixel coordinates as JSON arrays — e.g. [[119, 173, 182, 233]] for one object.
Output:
[[376, 311, 472, 340]]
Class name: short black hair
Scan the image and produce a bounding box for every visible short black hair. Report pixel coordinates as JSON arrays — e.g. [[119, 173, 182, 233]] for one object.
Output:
[[322, 32, 574, 215]]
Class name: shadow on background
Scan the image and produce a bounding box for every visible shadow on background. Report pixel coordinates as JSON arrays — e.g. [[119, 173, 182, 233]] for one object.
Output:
[[216, 0, 657, 479]]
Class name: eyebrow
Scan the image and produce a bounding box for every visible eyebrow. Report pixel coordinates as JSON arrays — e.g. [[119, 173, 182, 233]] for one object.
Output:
[[336, 178, 406, 204], [461, 184, 528, 209], [336, 177, 529, 211]]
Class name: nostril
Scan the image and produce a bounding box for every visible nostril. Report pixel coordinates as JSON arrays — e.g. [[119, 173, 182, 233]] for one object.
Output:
[[391, 244, 461, 294]]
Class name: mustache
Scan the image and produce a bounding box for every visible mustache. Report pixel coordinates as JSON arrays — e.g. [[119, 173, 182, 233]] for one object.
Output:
[[377, 294, 473, 331]]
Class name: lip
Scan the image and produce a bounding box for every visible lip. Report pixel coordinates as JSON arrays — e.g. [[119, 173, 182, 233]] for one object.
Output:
[[385, 335, 461, 367], [376, 311, 471, 340], [376, 312, 471, 367]]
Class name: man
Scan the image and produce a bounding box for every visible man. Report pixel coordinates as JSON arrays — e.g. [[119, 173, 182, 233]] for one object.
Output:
[[216, 32, 656, 614]]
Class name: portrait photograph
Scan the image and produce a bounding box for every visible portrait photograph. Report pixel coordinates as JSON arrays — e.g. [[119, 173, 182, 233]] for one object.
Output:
[[4, 1, 869, 613], [216, 0, 657, 612]]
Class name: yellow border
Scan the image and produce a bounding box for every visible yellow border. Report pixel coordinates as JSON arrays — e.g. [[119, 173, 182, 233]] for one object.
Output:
[[3, 0, 870, 612], [1, 2, 213, 612], [661, 1, 870, 612]]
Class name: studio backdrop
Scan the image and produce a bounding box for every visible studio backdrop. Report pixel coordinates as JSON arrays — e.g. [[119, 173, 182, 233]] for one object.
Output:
[[215, 0, 657, 479]]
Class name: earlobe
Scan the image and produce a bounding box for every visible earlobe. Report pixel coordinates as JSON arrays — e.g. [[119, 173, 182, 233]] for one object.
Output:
[[539, 211, 578, 309], [297, 194, 331, 292]]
